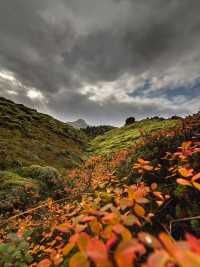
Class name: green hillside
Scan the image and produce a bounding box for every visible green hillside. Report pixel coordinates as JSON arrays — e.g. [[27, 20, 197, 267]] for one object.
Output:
[[0, 97, 88, 172], [89, 118, 178, 155]]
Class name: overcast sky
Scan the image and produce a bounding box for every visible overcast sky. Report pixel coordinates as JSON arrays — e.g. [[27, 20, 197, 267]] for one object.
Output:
[[0, 0, 200, 126]]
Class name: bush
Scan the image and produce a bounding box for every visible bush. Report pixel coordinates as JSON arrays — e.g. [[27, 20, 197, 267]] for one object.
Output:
[[0, 233, 32, 267], [125, 117, 135, 125], [0, 171, 40, 214], [20, 165, 61, 186]]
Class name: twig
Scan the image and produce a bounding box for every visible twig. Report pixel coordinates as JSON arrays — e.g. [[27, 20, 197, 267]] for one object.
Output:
[[169, 215, 200, 234], [0, 195, 71, 227]]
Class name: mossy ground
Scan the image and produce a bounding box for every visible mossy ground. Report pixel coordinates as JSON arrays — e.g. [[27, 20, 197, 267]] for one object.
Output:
[[89, 118, 178, 156], [0, 97, 88, 172]]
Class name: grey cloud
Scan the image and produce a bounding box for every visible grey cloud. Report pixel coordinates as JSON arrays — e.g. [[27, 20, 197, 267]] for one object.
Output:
[[0, 0, 199, 125]]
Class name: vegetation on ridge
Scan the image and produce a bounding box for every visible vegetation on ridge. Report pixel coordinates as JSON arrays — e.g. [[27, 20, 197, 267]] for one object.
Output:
[[0, 108, 199, 267], [90, 118, 178, 155]]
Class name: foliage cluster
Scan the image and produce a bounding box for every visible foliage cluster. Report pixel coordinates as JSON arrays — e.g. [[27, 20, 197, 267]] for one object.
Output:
[[0, 112, 199, 266]]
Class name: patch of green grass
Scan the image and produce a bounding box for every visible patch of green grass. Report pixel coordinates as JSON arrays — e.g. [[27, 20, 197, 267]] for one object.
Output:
[[90, 119, 178, 156], [0, 171, 40, 190]]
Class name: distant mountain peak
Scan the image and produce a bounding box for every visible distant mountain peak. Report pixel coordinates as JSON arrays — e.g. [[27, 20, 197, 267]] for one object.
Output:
[[68, 119, 88, 129]]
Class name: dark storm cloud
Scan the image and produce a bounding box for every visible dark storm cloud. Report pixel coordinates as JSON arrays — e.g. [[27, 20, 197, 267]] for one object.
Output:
[[0, 0, 199, 125]]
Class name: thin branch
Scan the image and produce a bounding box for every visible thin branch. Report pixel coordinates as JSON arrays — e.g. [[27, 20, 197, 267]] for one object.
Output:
[[0, 195, 71, 227], [169, 215, 200, 234]]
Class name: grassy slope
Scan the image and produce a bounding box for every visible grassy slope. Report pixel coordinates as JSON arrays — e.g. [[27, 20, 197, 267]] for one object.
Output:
[[89, 118, 178, 155], [0, 97, 88, 172]]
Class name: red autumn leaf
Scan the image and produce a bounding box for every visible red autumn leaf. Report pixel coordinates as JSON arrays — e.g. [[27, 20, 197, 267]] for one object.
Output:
[[186, 233, 200, 255], [114, 239, 146, 267], [105, 234, 118, 251], [87, 237, 112, 267]]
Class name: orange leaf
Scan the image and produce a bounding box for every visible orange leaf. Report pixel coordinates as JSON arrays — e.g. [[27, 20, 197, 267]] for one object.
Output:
[[138, 232, 161, 249], [136, 197, 149, 204], [159, 233, 200, 267], [192, 181, 200, 191], [77, 232, 90, 253], [121, 214, 141, 227], [181, 141, 192, 150], [186, 233, 200, 256], [114, 240, 146, 267], [63, 242, 75, 256], [89, 221, 103, 235], [119, 198, 133, 210], [69, 252, 90, 267], [156, 201, 164, 207], [151, 183, 158, 190], [153, 191, 164, 200], [176, 178, 191, 186], [191, 172, 200, 182], [80, 216, 97, 223], [134, 203, 145, 217], [55, 223, 72, 233], [143, 165, 154, 171], [112, 224, 132, 241], [102, 212, 120, 225], [178, 167, 193, 178], [51, 253, 63, 266], [37, 259, 52, 267], [138, 159, 150, 165], [147, 250, 171, 267]]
